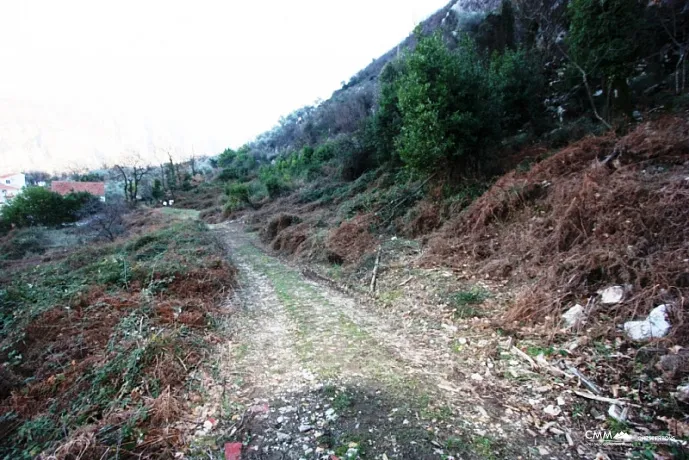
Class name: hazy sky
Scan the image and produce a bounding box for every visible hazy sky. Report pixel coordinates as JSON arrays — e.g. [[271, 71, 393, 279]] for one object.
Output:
[[0, 0, 448, 168]]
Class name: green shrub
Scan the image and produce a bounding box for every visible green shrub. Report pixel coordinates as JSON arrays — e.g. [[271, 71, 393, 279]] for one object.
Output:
[[489, 48, 547, 134], [396, 33, 501, 175], [373, 60, 407, 164], [0, 187, 97, 228], [567, 0, 644, 116], [226, 183, 250, 204], [314, 143, 335, 162], [447, 286, 491, 318]]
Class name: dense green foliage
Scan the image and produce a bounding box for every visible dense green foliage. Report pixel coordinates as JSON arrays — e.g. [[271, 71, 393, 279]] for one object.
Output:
[[209, 0, 685, 208], [0, 187, 97, 229], [567, 0, 645, 115], [373, 32, 545, 176], [568, 0, 644, 83], [396, 35, 502, 174]]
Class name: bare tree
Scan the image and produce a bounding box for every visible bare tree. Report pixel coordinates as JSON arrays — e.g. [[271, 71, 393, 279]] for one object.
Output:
[[79, 199, 128, 242], [113, 153, 152, 204], [655, 0, 689, 94], [189, 153, 197, 176]]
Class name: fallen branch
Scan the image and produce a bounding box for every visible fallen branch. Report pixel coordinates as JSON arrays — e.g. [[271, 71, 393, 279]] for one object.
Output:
[[381, 173, 436, 225], [567, 367, 602, 395], [399, 276, 413, 287], [573, 390, 641, 408], [511, 346, 538, 369], [369, 248, 381, 294]]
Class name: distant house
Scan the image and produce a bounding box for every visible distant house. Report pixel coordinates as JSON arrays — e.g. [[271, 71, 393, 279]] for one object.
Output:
[[0, 172, 26, 206], [51, 181, 106, 202]]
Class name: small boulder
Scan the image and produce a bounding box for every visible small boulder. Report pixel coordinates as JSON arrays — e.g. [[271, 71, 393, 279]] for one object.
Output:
[[562, 304, 585, 329], [599, 286, 625, 305], [623, 304, 671, 341]]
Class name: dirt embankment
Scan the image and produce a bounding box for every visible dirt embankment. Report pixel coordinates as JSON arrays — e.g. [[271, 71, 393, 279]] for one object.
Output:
[[254, 118, 689, 330], [423, 117, 689, 333]]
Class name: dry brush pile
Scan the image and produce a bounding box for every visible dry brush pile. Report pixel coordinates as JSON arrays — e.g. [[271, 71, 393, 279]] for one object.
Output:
[[0, 217, 236, 459], [424, 117, 689, 340]]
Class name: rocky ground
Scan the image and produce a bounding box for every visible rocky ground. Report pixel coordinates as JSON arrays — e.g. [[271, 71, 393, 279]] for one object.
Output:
[[180, 222, 686, 460]]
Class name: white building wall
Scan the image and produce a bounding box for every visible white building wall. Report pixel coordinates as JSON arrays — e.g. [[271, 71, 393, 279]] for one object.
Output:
[[2, 173, 26, 189]]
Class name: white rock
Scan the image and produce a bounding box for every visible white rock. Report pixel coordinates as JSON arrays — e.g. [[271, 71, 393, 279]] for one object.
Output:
[[624, 305, 671, 341], [599, 286, 625, 305], [562, 304, 585, 328], [470, 373, 483, 381], [543, 405, 561, 416], [276, 432, 291, 442], [298, 424, 313, 433], [674, 384, 689, 403]]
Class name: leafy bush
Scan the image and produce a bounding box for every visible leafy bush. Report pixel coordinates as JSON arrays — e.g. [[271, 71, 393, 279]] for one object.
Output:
[[0, 187, 97, 228], [489, 48, 547, 133], [215, 145, 256, 182], [314, 143, 335, 162], [396, 33, 501, 175], [223, 182, 254, 215], [567, 0, 644, 115], [372, 60, 406, 164]]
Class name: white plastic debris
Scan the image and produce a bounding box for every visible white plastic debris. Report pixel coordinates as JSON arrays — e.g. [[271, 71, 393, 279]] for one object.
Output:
[[623, 304, 671, 341], [562, 304, 585, 328], [608, 404, 628, 422], [599, 286, 625, 305]]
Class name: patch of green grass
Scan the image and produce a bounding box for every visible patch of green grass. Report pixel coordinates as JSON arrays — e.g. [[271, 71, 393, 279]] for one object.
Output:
[[446, 436, 467, 451], [472, 435, 498, 460], [334, 435, 367, 458], [606, 416, 629, 434], [378, 289, 403, 304], [333, 391, 354, 411], [235, 343, 249, 359], [446, 286, 490, 318], [525, 345, 559, 357], [572, 402, 587, 418]]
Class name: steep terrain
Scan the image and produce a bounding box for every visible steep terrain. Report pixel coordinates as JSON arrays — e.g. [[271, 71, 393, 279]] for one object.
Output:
[[223, 116, 689, 459]]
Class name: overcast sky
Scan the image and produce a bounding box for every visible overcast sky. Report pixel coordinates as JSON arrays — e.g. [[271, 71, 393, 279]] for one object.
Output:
[[0, 0, 448, 169]]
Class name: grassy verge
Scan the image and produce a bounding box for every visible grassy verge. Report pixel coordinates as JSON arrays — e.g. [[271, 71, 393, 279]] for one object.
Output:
[[0, 219, 235, 459]]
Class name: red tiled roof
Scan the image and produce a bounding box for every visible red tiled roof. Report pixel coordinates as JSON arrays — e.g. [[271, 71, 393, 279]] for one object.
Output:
[[0, 173, 21, 179], [51, 181, 105, 197], [0, 184, 20, 191]]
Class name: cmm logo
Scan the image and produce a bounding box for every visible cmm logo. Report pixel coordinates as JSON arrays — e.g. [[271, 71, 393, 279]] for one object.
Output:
[[585, 430, 615, 441]]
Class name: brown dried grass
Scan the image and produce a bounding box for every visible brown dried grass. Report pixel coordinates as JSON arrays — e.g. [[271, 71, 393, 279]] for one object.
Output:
[[260, 213, 300, 243], [423, 117, 689, 332], [271, 222, 311, 254], [326, 213, 378, 265]]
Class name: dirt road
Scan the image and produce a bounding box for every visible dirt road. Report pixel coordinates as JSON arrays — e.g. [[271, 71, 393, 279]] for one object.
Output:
[[195, 222, 583, 459]]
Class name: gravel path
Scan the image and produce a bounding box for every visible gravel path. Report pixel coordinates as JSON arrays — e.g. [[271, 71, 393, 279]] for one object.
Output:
[[194, 223, 577, 459]]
